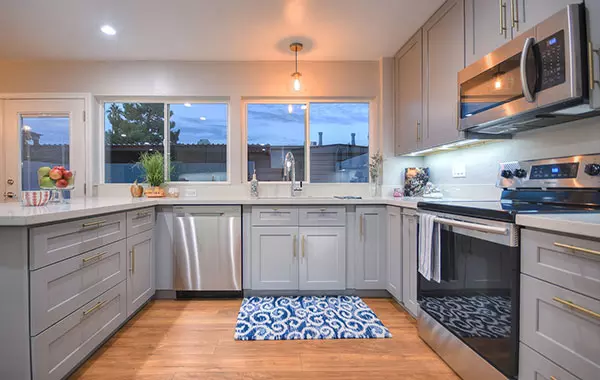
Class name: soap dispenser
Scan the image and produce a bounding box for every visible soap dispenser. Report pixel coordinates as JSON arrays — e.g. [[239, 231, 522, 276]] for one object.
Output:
[[250, 169, 259, 198]]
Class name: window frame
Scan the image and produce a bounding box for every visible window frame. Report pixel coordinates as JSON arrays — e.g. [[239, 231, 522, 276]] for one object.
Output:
[[242, 98, 374, 184], [99, 97, 231, 185]]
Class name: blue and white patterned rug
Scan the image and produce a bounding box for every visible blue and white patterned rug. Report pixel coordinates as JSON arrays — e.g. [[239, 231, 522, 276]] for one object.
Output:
[[234, 296, 392, 341]]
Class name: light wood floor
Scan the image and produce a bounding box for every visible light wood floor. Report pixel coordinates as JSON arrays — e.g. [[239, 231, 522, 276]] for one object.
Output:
[[70, 298, 459, 380]]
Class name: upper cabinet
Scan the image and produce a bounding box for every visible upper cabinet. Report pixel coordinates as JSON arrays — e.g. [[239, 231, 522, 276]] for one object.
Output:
[[422, 0, 465, 149], [394, 0, 465, 155], [394, 31, 423, 155], [587, 0, 600, 109], [465, 0, 582, 65]]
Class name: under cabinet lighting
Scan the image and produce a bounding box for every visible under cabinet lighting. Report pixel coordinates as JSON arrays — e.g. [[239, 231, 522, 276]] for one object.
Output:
[[100, 25, 116, 35], [403, 139, 485, 156]]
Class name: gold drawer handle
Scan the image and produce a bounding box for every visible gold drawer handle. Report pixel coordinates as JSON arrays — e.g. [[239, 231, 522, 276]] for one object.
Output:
[[82, 251, 106, 263], [135, 211, 152, 219], [550, 377, 557, 380], [293, 235, 297, 258], [82, 220, 106, 229], [83, 300, 106, 316], [553, 242, 600, 257], [553, 297, 600, 320]]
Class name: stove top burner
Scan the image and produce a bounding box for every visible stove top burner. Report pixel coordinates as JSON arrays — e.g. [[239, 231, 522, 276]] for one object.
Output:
[[417, 200, 600, 222]]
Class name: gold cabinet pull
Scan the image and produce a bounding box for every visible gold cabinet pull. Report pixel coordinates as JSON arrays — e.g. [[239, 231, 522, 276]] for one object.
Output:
[[83, 300, 106, 316], [293, 235, 297, 258], [130, 247, 135, 273], [416, 120, 421, 142], [135, 211, 152, 219], [550, 377, 558, 380], [82, 251, 106, 264], [359, 215, 364, 239], [553, 242, 600, 257], [510, 0, 518, 30], [82, 220, 105, 229], [589, 41, 599, 91], [553, 297, 600, 320], [301, 235, 306, 259], [499, 0, 507, 36]]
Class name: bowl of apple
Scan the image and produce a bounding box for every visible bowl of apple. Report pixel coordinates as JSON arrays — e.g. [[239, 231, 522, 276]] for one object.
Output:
[[38, 166, 75, 190]]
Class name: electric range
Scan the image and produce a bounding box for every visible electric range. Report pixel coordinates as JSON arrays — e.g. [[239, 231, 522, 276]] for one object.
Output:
[[415, 153, 600, 380]]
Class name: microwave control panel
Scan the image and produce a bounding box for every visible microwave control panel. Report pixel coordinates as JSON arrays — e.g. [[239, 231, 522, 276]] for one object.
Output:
[[537, 30, 566, 91]]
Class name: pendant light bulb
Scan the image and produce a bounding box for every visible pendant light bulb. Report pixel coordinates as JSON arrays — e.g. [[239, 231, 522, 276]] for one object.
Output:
[[294, 77, 301, 91]]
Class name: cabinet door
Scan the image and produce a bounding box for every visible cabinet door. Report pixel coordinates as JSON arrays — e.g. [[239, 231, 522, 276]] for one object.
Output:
[[402, 213, 419, 317], [355, 207, 386, 289], [251, 227, 299, 290], [394, 30, 423, 155], [298, 227, 346, 291], [386, 207, 402, 301], [511, 0, 581, 38], [422, 0, 465, 149], [588, 0, 600, 109], [465, 0, 510, 66], [126, 229, 154, 317]]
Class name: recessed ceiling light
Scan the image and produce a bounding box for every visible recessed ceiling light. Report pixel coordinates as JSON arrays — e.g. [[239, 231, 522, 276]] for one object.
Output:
[[101, 25, 116, 35], [184, 103, 191, 107], [199, 116, 206, 121]]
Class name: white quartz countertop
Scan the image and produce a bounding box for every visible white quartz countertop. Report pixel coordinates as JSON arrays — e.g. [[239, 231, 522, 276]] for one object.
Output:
[[516, 213, 600, 240], [0, 196, 426, 226]]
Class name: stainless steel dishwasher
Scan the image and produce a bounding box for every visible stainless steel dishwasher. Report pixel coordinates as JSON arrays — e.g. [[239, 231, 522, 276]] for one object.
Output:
[[173, 206, 241, 297]]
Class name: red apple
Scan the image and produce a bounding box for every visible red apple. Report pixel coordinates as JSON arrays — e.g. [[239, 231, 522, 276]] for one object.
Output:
[[62, 170, 73, 180], [49, 168, 63, 180], [56, 179, 68, 188]]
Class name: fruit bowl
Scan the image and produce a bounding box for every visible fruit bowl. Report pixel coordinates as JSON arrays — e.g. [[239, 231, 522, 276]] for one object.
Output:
[[38, 166, 75, 190], [21, 191, 51, 207]]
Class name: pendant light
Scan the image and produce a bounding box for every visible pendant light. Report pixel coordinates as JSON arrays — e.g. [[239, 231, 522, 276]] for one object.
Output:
[[290, 42, 303, 91]]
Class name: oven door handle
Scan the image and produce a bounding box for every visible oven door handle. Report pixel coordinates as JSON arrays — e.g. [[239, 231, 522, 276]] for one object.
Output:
[[432, 216, 509, 235]]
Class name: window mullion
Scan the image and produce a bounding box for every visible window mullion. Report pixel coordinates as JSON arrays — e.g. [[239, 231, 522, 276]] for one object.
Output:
[[305, 102, 310, 184], [164, 103, 170, 182]]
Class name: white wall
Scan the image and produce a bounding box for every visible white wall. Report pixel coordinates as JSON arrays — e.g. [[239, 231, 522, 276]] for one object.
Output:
[[386, 116, 600, 198], [0, 60, 381, 197]]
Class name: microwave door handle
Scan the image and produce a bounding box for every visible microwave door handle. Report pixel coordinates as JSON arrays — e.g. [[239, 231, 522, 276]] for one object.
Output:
[[520, 37, 536, 103]]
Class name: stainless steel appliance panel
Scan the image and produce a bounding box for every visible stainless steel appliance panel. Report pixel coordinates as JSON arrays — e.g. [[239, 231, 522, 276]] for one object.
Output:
[[173, 206, 241, 291]]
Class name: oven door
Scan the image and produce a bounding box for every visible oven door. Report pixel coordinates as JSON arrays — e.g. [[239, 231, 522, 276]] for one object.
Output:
[[417, 211, 519, 379]]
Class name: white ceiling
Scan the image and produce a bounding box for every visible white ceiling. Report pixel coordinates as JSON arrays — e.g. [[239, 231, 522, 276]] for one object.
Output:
[[0, 0, 445, 61]]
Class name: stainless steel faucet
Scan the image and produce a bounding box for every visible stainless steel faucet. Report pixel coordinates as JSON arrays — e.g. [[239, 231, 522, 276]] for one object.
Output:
[[284, 151, 302, 197]]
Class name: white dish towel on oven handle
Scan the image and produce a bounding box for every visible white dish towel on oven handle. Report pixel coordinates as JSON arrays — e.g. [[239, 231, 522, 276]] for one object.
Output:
[[418, 213, 441, 283]]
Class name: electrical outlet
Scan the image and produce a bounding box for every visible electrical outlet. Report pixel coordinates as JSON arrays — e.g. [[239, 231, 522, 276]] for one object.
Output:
[[184, 188, 197, 197], [452, 162, 466, 178]]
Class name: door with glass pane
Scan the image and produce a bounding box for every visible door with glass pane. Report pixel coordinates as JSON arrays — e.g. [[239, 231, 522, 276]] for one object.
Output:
[[3, 99, 86, 201]]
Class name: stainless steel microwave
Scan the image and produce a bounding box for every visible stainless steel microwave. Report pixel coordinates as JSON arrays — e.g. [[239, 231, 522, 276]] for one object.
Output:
[[458, 3, 599, 135]]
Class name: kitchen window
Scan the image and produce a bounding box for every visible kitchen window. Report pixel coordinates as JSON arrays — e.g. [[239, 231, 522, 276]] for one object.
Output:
[[246, 101, 370, 183], [103, 101, 228, 183]]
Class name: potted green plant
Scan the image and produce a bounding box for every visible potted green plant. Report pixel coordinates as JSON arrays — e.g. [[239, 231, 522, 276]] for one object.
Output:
[[137, 151, 166, 198]]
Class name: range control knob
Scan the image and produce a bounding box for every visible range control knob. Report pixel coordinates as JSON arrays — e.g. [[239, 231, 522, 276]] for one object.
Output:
[[514, 168, 527, 178], [584, 163, 600, 176], [500, 169, 513, 179]]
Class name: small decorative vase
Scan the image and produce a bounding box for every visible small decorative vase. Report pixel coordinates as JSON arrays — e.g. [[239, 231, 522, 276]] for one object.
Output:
[[250, 170, 259, 198], [370, 178, 382, 197]]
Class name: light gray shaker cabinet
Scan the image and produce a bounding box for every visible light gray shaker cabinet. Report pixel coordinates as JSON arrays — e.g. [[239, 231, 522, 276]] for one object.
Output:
[[512, 0, 582, 38], [422, 0, 465, 149], [386, 206, 403, 302], [394, 30, 423, 155], [126, 229, 155, 317], [402, 209, 419, 317], [587, 0, 600, 109], [465, 0, 511, 66], [355, 206, 387, 290]]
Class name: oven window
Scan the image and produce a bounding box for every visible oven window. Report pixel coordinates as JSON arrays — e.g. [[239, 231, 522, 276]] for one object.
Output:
[[418, 228, 519, 378], [460, 52, 524, 118]]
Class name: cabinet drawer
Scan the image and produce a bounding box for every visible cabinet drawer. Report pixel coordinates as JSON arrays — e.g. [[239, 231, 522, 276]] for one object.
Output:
[[252, 207, 298, 226], [31, 281, 127, 380], [522, 229, 600, 300], [521, 274, 600, 380], [30, 212, 127, 270], [519, 343, 579, 380], [30, 240, 127, 336], [127, 207, 155, 236], [299, 207, 346, 226]]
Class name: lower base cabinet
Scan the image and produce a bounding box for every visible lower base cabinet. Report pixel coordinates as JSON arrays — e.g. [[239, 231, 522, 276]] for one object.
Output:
[[31, 281, 127, 380], [402, 211, 419, 316], [126, 229, 155, 316], [519, 343, 579, 380], [251, 226, 346, 291]]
